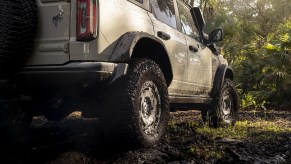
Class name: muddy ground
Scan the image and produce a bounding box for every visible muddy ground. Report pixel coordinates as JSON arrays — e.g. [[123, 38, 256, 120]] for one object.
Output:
[[0, 109, 290, 164]]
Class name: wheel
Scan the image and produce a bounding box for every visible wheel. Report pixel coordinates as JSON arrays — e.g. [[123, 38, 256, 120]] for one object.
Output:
[[202, 78, 239, 127], [0, 0, 38, 78], [100, 58, 169, 148]]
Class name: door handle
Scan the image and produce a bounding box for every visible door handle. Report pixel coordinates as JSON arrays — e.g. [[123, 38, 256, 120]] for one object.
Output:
[[189, 45, 199, 52], [157, 31, 171, 40]]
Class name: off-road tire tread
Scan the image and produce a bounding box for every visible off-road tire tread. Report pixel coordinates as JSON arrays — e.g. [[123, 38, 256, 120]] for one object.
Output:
[[202, 78, 239, 127], [100, 58, 169, 148], [0, 0, 38, 78]]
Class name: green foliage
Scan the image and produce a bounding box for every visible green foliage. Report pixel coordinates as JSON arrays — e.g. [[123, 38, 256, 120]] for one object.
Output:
[[241, 93, 267, 109], [203, 0, 291, 108], [197, 120, 291, 141], [188, 144, 222, 159]]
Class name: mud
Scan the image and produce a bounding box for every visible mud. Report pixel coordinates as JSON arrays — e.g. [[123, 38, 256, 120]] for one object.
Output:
[[0, 110, 290, 164]]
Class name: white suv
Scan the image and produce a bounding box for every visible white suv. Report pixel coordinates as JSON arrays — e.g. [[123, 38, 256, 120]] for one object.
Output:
[[0, 0, 238, 148]]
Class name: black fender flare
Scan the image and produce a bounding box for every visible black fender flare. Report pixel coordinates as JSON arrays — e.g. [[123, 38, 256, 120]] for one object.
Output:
[[211, 64, 234, 96], [110, 31, 168, 61], [109, 31, 173, 85]]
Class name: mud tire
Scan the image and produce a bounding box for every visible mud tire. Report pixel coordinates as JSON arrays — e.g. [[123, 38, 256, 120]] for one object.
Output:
[[100, 58, 169, 148], [202, 78, 239, 127], [0, 0, 38, 78]]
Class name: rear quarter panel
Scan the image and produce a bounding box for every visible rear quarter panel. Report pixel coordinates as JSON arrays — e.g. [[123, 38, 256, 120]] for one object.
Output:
[[69, 0, 154, 62]]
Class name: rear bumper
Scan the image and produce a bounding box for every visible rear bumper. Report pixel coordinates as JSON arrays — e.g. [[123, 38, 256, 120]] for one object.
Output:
[[8, 62, 128, 96]]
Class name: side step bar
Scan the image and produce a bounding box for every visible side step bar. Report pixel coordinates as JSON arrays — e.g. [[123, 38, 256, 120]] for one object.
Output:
[[169, 95, 212, 104]]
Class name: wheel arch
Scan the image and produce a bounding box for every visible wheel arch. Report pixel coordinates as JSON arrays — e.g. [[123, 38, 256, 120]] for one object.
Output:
[[211, 64, 234, 96], [110, 32, 173, 86]]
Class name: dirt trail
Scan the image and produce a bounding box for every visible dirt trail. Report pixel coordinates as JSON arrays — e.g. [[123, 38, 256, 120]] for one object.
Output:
[[0, 109, 290, 164]]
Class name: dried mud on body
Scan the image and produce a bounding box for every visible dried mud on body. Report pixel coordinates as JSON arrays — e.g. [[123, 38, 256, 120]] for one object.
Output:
[[0, 109, 290, 164]]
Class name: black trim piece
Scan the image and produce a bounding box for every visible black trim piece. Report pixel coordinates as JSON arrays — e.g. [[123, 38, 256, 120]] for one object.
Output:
[[128, 0, 150, 11], [9, 62, 119, 96], [211, 64, 233, 96], [110, 31, 167, 61], [20, 62, 116, 72], [169, 95, 211, 104], [157, 31, 171, 40]]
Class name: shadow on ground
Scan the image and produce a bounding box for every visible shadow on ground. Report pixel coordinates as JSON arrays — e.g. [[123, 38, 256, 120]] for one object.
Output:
[[0, 109, 290, 164]]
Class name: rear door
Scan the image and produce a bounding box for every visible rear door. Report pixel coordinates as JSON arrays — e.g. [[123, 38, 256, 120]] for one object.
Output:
[[176, 0, 212, 96], [149, 0, 188, 96], [26, 0, 71, 65]]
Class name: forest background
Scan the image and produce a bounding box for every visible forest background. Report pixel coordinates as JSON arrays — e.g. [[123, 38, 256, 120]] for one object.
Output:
[[184, 0, 291, 109]]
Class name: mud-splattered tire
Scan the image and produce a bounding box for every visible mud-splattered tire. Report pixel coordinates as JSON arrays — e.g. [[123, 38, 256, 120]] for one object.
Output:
[[0, 0, 38, 78], [100, 58, 169, 148], [202, 78, 239, 127]]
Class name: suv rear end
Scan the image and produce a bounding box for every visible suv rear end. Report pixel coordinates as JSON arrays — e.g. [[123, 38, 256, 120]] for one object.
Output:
[[9, 0, 154, 106]]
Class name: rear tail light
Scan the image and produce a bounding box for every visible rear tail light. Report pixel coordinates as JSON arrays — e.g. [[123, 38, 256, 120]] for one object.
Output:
[[77, 0, 97, 41]]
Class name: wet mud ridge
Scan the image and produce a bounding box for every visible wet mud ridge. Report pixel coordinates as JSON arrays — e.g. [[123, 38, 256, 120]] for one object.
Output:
[[0, 110, 290, 164]]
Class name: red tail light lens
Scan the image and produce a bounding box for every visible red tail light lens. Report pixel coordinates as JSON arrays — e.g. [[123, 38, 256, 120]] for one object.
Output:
[[77, 0, 97, 41]]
